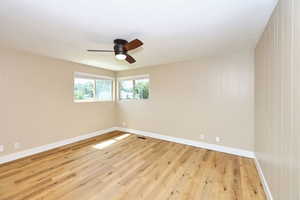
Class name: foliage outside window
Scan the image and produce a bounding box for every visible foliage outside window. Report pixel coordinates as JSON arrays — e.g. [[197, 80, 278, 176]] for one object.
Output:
[[119, 76, 149, 100], [74, 73, 113, 102]]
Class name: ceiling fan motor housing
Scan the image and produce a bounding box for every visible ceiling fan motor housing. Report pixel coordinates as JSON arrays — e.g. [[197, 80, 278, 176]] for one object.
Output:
[[114, 39, 128, 55]]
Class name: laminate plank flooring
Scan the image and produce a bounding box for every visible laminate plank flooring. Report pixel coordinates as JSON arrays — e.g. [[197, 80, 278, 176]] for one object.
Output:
[[0, 131, 266, 200]]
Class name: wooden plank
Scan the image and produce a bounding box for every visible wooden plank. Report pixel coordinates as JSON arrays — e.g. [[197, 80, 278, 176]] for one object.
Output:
[[0, 132, 266, 200]]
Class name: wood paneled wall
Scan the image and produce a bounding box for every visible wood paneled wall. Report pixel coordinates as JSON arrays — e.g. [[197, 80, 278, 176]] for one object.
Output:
[[255, 0, 300, 199], [117, 51, 254, 151]]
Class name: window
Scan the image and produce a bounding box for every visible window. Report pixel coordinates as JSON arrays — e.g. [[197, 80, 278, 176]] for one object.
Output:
[[74, 72, 113, 102], [119, 75, 149, 100]]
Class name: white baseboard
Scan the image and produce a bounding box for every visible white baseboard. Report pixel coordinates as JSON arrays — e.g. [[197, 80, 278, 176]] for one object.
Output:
[[117, 127, 255, 158], [0, 127, 118, 164], [0, 126, 255, 163], [254, 157, 273, 200]]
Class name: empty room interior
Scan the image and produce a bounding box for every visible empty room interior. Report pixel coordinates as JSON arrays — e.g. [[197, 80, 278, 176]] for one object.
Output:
[[0, 0, 299, 199]]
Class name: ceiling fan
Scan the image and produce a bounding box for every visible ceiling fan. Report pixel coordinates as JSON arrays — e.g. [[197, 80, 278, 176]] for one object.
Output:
[[87, 39, 143, 64]]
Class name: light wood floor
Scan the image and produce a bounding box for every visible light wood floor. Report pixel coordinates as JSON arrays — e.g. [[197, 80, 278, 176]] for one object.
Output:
[[0, 131, 266, 200]]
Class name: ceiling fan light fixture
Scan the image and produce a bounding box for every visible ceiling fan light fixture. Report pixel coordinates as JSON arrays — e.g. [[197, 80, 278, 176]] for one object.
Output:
[[115, 53, 126, 60], [88, 38, 143, 64]]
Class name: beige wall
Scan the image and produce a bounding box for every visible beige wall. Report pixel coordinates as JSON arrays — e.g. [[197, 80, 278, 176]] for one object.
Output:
[[255, 0, 300, 199], [117, 51, 254, 151], [0, 48, 116, 156], [0, 48, 255, 158]]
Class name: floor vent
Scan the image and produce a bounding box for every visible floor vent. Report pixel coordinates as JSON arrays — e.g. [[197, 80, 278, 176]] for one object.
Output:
[[137, 136, 147, 140]]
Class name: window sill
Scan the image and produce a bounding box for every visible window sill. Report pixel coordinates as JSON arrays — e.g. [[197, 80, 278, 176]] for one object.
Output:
[[118, 99, 150, 102], [74, 100, 114, 103]]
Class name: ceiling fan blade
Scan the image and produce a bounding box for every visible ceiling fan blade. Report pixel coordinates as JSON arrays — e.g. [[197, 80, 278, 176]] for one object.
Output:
[[87, 50, 115, 52], [125, 54, 136, 64], [124, 39, 143, 51]]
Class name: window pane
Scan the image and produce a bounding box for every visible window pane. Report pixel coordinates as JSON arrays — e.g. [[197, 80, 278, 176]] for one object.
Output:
[[95, 79, 112, 101], [119, 78, 149, 100], [120, 80, 134, 100], [74, 78, 95, 100], [134, 78, 149, 99]]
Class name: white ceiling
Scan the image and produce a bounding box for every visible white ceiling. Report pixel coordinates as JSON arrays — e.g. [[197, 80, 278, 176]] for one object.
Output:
[[0, 0, 277, 71]]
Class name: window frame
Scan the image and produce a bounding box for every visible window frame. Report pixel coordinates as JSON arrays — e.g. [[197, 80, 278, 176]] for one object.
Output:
[[74, 72, 114, 103], [117, 74, 150, 101]]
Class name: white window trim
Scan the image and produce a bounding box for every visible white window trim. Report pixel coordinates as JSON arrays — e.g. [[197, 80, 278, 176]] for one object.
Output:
[[74, 99, 114, 103], [74, 72, 114, 80], [117, 74, 149, 81], [117, 74, 150, 101], [74, 72, 115, 103]]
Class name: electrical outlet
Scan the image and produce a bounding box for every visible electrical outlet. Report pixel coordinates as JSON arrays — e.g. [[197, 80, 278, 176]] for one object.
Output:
[[199, 134, 205, 140], [14, 142, 21, 149], [0, 145, 4, 152], [216, 137, 221, 143], [122, 122, 127, 127]]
